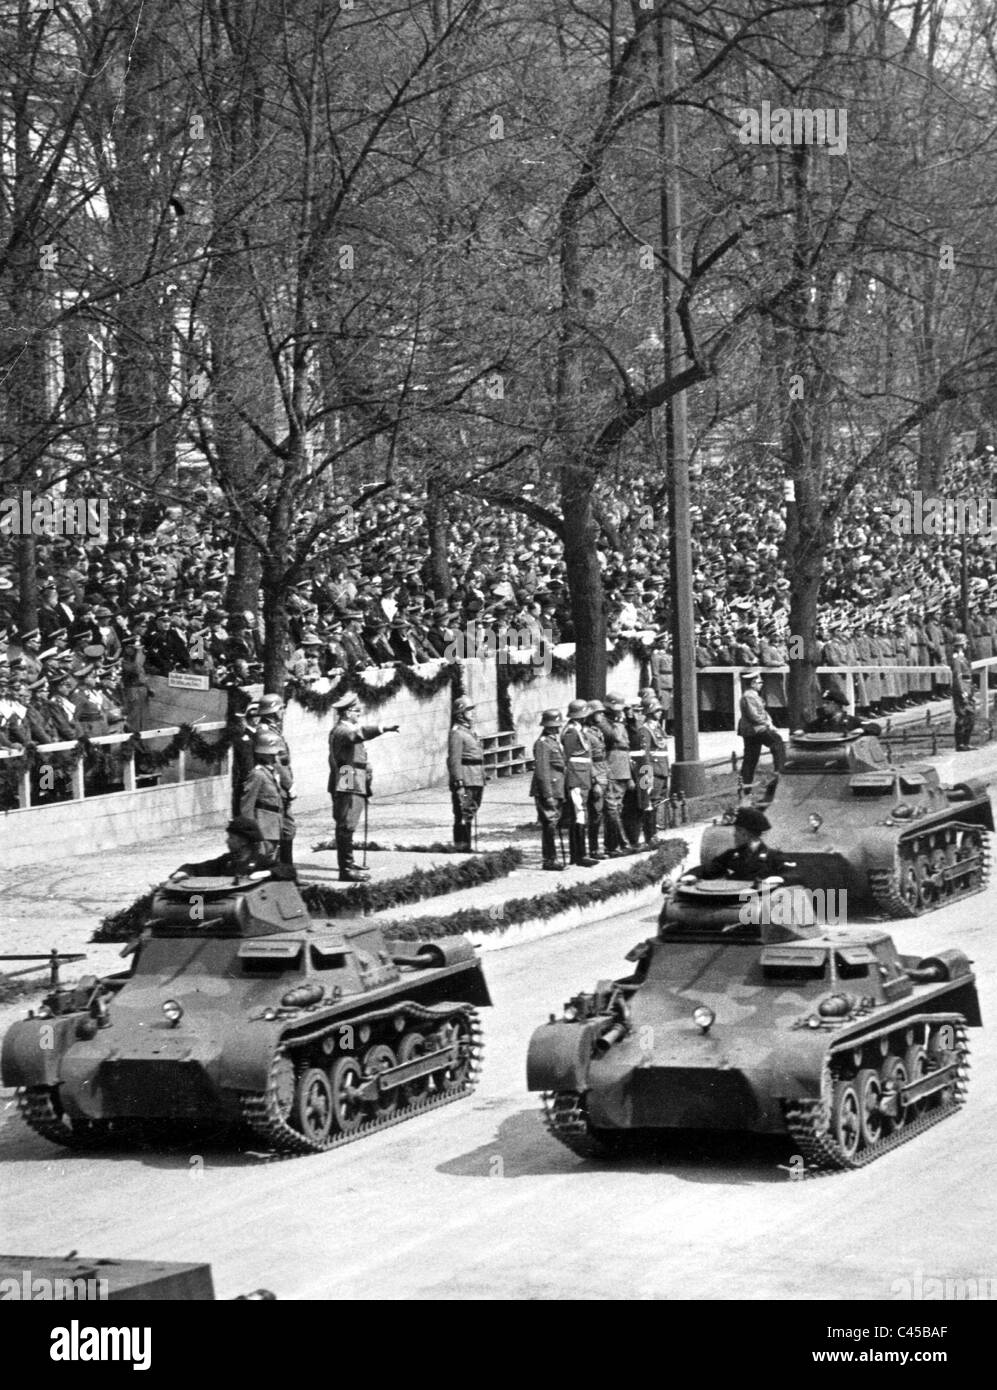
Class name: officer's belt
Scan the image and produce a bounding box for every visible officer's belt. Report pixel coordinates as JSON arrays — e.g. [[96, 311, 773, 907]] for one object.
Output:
[[650, 752, 670, 760], [461, 758, 483, 765], [567, 756, 592, 765]]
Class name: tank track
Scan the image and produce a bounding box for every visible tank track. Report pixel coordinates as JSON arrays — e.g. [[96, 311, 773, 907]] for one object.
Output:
[[237, 1002, 484, 1157], [14, 1089, 142, 1150], [539, 1091, 636, 1160], [783, 1020, 969, 1175], [868, 826, 991, 919]]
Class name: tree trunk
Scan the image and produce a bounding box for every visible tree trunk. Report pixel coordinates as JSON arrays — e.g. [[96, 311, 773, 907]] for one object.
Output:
[[261, 559, 290, 694], [563, 485, 607, 696], [425, 474, 450, 600], [228, 532, 261, 618]]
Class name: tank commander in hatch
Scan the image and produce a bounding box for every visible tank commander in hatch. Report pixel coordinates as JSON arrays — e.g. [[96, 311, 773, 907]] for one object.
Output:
[[170, 816, 296, 882], [692, 806, 787, 883], [803, 686, 881, 737]]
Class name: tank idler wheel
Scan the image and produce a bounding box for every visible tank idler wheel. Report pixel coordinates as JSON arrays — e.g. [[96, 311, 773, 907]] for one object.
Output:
[[927, 1024, 959, 1105], [329, 1056, 365, 1135], [830, 1079, 861, 1159], [396, 1031, 430, 1106], [879, 1056, 908, 1133], [294, 1068, 334, 1144], [856, 1068, 885, 1147], [437, 1015, 474, 1093], [362, 1044, 399, 1118], [904, 1043, 929, 1118]]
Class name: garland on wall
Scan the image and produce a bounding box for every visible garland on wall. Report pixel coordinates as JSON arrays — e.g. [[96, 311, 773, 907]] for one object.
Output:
[[290, 659, 462, 716], [502, 635, 654, 688], [92, 845, 524, 942], [382, 838, 688, 940]]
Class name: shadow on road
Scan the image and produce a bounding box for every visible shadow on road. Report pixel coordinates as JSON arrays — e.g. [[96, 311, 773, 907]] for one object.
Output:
[[437, 1107, 794, 1184]]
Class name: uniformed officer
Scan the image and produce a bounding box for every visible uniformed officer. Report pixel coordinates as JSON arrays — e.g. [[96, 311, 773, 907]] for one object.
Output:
[[950, 633, 976, 751], [599, 693, 636, 855], [447, 695, 484, 849], [696, 806, 787, 882], [328, 692, 399, 881], [622, 697, 646, 846], [583, 699, 609, 859], [256, 693, 295, 864], [637, 699, 670, 844], [171, 816, 294, 881], [804, 686, 874, 734], [530, 708, 566, 870], [560, 698, 598, 867], [737, 669, 785, 795], [239, 729, 292, 864]]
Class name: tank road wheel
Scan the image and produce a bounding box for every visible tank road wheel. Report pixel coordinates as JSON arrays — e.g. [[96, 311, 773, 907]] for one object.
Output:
[[329, 1056, 365, 1135], [437, 1014, 474, 1093], [856, 1069, 885, 1148], [915, 855, 939, 908], [396, 1031, 430, 1107], [362, 1044, 399, 1119], [904, 1043, 929, 1118], [294, 1069, 334, 1145], [830, 1080, 862, 1159], [879, 1056, 909, 1133]]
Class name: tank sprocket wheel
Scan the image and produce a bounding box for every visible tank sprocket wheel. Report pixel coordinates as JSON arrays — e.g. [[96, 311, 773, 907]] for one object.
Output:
[[236, 1003, 484, 1158], [539, 1091, 639, 1160], [783, 1021, 970, 1175], [15, 1087, 121, 1149]]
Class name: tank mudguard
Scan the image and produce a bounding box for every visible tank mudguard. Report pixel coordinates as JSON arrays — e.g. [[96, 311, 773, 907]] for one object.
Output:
[[216, 1024, 285, 1093], [526, 1018, 608, 1093], [0, 1015, 79, 1088], [861, 826, 907, 873]]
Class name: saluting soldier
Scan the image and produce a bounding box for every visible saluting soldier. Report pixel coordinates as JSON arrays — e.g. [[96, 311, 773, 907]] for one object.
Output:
[[328, 691, 399, 881], [637, 699, 670, 844], [530, 708, 566, 871], [583, 699, 609, 860], [447, 695, 484, 850], [560, 699, 597, 867]]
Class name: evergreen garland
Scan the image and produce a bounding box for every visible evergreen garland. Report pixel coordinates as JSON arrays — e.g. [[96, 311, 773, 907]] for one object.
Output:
[[92, 846, 524, 942], [382, 839, 688, 939], [291, 659, 460, 715], [503, 635, 653, 687], [0, 725, 233, 801]]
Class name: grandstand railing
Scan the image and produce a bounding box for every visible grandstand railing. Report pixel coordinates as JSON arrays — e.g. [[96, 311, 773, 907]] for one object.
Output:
[[0, 721, 231, 811]]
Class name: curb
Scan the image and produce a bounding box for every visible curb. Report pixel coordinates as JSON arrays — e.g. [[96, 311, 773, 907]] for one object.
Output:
[[466, 877, 671, 955]]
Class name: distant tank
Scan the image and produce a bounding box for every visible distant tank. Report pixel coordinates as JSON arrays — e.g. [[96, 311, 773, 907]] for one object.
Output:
[[2, 874, 490, 1156], [702, 731, 993, 917], [527, 905, 980, 1171]]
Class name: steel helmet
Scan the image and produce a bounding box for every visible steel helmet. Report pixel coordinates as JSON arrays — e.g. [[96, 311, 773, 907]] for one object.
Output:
[[258, 693, 284, 714], [253, 729, 284, 755]]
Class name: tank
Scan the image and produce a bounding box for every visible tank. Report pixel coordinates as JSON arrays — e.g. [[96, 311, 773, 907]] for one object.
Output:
[[701, 731, 993, 917], [2, 873, 490, 1156], [527, 905, 980, 1171]]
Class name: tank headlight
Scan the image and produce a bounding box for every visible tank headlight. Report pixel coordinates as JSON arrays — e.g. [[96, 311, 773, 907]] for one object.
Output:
[[806, 1015, 822, 1029], [262, 1007, 278, 1022], [36, 1005, 52, 1019], [563, 1003, 579, 1022], [808, 813, 823, 832], [162, 999, 183, 1026], [692, 1005, 715, 1033]]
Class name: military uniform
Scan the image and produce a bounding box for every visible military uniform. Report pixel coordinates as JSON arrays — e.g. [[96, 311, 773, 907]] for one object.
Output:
[[530, 714, 566, 869], [584, 704, 609, 858], [598, 697, 635, 854], [239, 762, 288, 863], [701, 841, 786, 881], [329, 698, 394, 879], [950, 643, 975, 750], [447, 698, 484, 849], [637, 711, 670, 842], [560, 703, 597, 866]]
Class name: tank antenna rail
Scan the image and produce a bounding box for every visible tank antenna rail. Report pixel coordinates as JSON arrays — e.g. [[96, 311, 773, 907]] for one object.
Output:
[[237, 1002, 484, 1157], [868, 826, 991, 918], [783, 1015, 969, 1174]]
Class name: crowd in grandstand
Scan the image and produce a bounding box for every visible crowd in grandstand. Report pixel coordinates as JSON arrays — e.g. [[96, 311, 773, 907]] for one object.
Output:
[[1, 444, 995, 757]]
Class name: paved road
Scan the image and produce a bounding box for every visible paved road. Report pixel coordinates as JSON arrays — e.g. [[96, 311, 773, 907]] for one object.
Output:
[[2, 863, 995, 1301]]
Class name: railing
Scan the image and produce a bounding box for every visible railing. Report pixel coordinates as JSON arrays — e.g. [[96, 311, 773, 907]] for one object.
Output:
[[0, 722, 231, 812]]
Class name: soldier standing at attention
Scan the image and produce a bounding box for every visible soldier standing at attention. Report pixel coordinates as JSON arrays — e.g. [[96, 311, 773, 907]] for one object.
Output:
[[583, 699, 609, 860], [560, 699, 598, 867], [600, 693, 636, 855], [256, 693, 295, 864], [638, 699, 670, 844], [530, 708, 566, 870], [229, 700, 259, 816], [950, 633, 976, 751], [447, 695, 484, 850], [328, 692, 399, 881], [240, 729, 292, 865]]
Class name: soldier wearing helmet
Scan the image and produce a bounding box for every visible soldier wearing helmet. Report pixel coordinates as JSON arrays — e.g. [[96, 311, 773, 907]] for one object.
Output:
[[328, 691, 399, 881], [583, 699, 609, 859], [593, 693, 636, 856], [239, 728, 294, 864], [447, 695, 483, 850], [560, 699, 597, 867], [256, 692, 295, 861], [636, 699, 670, 845], [530, 708, 566, 870]]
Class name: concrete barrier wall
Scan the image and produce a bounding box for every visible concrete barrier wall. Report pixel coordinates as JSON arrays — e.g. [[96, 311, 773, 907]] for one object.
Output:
[[0, 775, 230, 868], [509, 650, 643, 752]]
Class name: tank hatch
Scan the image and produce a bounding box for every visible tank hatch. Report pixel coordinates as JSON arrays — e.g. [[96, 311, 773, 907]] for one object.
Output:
[[150, 875, 311, 938]]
